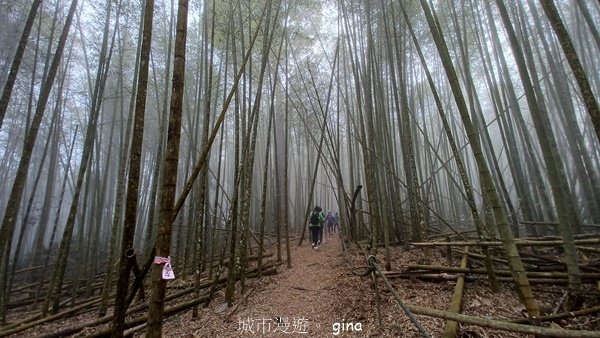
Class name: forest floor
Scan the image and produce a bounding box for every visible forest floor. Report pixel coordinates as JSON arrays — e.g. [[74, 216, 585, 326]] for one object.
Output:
[[5, 232, 600, 337], [157, 232, 599, 338]]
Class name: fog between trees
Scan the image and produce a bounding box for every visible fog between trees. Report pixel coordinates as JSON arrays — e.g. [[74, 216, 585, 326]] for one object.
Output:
[[0, 0, 598, 336]]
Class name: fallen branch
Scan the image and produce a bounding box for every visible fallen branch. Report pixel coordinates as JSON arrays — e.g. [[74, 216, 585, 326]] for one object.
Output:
[[520, 221, 600, 229], [86, 295, 212, 338], [27, 266, 277, 338], [411, 238, 600, 247], [384, 273, 591, 285], [443, 247, 468, 338], [402, 265, 600, 279], [0, 297, 101, 337], [406, 304, 600, 337], [26, 288, 195, 338], [508, 305, 600, 324], [367, 256, 431, 338], [123, 323, 147, 337]]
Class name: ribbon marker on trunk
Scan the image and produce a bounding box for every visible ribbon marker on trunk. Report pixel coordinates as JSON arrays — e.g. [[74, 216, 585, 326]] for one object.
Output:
[[153, 256, 175, 280]]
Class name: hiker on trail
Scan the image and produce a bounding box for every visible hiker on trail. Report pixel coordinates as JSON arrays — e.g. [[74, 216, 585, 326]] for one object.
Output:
[[318, 210, 325, 245], [333, 211, 340, 233], [309, 206, 324, 249], [325, 211, 336, 235]]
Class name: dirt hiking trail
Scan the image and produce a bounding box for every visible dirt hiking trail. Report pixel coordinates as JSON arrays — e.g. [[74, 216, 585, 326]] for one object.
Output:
[[162, 232, 364, 337], [159, 232, 544, 338]]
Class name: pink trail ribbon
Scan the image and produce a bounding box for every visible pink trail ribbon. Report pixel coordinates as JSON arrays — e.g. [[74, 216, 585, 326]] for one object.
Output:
[[153, 256, 171, 264]]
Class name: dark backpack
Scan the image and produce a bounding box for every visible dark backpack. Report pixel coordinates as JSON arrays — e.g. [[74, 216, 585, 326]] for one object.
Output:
[[310, 212, 320, 225]]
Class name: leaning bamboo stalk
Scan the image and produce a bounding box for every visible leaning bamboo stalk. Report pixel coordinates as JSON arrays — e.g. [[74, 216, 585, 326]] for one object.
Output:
[[416, 0, 539, 316], [442, 247, 469, 337]]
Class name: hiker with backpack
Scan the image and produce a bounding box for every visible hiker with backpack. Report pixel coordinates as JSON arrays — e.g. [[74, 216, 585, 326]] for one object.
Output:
[[325, 210, 336, 235], [309, 206, 324, 249]]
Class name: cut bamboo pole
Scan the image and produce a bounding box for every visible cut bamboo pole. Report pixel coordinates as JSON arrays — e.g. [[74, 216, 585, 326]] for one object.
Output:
[[385, 273, 592, 285], [406, 303, 600, 337], [443, 247, 469, 337], [508, 304, 600, 324], [411, 238, 600, 246], [369, 256, 599, 337], [401, 265, 600, 279]]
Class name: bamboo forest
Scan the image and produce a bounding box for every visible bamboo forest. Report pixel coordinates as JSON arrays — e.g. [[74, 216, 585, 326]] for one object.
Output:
[[0, 0, 599, 337]]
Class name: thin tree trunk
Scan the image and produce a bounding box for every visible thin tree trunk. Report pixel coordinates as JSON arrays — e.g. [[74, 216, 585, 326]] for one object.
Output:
[[9, 87, 60, 294], [111, 0, 154, 336], [44, 0, 119, 315], [398, 0, 500, 292], [146, 0, 188, 335], [539, 0, 600, 144], [0, 0, 42, 130], [418, 0, 539, 317], [283, 18, 292, 268], [191, 0, 216, 318], [494, 0, 582, 303], [98, 5, 137, 320], [523, 0, 600, 224], [259, 23, 285, 274], [0, 0, 79, 323], [32, 125, 78, 307]]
